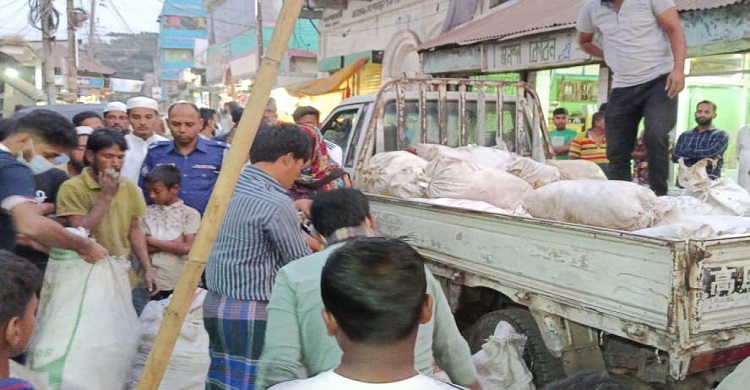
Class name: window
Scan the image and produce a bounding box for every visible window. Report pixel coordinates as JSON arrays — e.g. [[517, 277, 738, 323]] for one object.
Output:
[[161, 15, 207, 30], [321, 107, 360, 167], [164, 49, 194, 63]]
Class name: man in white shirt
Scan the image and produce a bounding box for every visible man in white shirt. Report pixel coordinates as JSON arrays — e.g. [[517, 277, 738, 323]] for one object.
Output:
[[121, 97, 168, 184], [103, 101, 130, 134], [269, 238, 467, 390]]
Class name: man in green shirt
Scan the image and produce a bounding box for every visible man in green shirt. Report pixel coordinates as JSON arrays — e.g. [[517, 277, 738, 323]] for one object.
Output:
[[256, 189, 480, 390], [549, 108, 578, 160]]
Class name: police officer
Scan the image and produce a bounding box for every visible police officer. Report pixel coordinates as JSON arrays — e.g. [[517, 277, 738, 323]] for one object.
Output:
[[140, 102, 228, 215]]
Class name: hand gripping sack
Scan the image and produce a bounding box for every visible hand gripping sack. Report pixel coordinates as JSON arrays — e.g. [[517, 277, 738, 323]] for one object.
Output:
[[523, 180, 661, 231], [507, 157, 561, 188], [545, 160, 607, 180], [357, 151, 428, 198], [678, 158, 750, 216], [27, 247, 139, 390], [418, 156, 533, 210], [128, 289, 210, 390]]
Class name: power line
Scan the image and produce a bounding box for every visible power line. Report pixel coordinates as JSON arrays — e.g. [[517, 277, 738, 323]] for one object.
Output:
[[106, 0, 134, 34], [28, 0, 60, 36]]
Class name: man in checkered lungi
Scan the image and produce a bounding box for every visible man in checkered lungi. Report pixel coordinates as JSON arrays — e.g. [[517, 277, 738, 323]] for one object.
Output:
[[203, 124, 314, 389]]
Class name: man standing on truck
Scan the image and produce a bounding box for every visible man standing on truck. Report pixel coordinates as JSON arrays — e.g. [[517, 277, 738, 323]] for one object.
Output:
[[577, 0, 686, 195], [549, 108, 579, 160], [672, 100, 729, 178]]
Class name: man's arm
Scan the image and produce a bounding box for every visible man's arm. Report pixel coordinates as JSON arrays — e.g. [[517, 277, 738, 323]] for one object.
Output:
[[553, 140, 574, 156], [568, 138, 582, 160], [578, 32, 603, 59], [130, 218, 156, 292], [656, 7, 687, 98], [11, 202, 107, 263], [267, 204, 312, 265], [146, 234, 195, 255], [62, 170, 119, 230], [256, 270, 305, 390], [671, 134, 687, 163]]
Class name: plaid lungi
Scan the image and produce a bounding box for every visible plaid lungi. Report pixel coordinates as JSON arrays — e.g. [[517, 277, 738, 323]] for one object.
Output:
[[203, 291, 268, 390]]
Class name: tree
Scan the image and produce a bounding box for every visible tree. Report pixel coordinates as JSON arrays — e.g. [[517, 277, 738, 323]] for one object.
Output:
[[91, 32, 158, 80]]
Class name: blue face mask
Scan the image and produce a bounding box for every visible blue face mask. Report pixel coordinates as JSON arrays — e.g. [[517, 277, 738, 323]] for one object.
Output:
[[19, 154, 56, 174]]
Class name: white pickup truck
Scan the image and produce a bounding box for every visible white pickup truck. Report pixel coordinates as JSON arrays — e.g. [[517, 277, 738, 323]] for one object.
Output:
[[318, 78, 750, 388]]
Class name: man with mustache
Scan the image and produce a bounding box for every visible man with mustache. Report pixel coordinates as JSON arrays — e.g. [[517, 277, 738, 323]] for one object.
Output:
[[121, 97, 168, 185], [672, 100, 729, 178], [56, 129, 156, 295], [103, 102, 129, 134]]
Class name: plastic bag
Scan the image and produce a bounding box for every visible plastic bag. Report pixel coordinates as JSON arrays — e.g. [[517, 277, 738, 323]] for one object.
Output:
[[679, 158, 750, 216], [127, 289, 210, 390], [418, 156, 533, 210], [358, 151, 428, 198], [28, 242, 139, 390], [523, 180, 661, 231], [507, 157, 561, 188], [545, 160, 607, 180], [472, 321, 535, 390]]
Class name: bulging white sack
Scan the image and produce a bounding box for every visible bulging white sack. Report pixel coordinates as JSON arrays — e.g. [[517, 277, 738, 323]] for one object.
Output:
[[28, 245, 139, 390], [457, 145, 515, 171], [635, 215, 750, 240], [419, 156, 533, 210], [414, 143, 471, 161], [128, 289, 210, 390], [507, 157, 561, 188], [523, 180, 660, 231], [545, 160, 607, 180], [358, 151, 428, 198], [472, 321, 535, 390], [679, 158, 750, 216], [655, 195, 718, 225], [409, 197, 517, 216]]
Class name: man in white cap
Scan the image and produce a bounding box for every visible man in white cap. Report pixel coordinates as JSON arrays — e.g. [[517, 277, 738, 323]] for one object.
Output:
[[121, 97, 168, 185], [56, 126, 93, 177], [103, 101, 129, 134]]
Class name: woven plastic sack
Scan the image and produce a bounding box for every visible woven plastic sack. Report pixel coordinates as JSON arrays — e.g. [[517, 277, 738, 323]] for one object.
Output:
[[414, 143, 471, 161], [679, 158, 750, 216], [635, 215, 750, 240], [507, 157, 561, 188], [654, 196, 718, 225], [545, 160, 607, 180], [472, 321, 535, 390], [357, 151, 428, 198], [457, 146, 515, 171], [523, 180, 661, 231], [418, 156, 533, 210]]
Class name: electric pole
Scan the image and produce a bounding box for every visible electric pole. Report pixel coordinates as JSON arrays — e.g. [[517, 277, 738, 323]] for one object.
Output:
[[41, 0, 57, 104], [88, 0, 96, 57], [66, 0, 78, 100], [255, 0, 263, 71]]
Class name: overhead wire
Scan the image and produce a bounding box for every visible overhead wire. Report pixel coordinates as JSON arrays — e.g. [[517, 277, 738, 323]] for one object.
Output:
[[28, 0, 60, 37], [107, 0, 135, 34]]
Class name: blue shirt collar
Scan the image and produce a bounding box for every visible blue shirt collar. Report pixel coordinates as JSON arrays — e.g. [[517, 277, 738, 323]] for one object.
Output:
[[692, 126, 717, 133], [165, 136, 209, 155]]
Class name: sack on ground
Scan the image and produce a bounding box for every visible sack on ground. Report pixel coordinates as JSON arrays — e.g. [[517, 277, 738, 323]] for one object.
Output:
[[635, 215, 750, 240], [415, 143, 471, 161], [457, 145, 515, 171], [545, 160, 607, 180], [679, 158, 750, 216], [507, 157, 561, 188], [358, 151, 428, 198], [472, 321, 535, 390], [28, 238, 139, 390], [523, 180, 660, 231], [127, 289, 210, 390], [419, 156, 533, 209]]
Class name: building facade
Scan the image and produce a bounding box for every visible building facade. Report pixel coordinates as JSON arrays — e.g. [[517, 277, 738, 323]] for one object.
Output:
[[158, 0, 209, 100]]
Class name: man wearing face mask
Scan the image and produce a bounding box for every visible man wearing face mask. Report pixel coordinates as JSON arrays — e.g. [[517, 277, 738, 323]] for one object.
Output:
[[199, 107, 222, 139], [0, 111, 108, 262], [121, 97, 168, 185], [672, 100, 729, 178]]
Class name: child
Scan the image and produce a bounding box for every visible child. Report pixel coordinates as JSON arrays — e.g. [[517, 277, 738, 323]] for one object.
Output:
[[1, 250, 42, 390], [141, 165, 201, 301], [269, 238, 466, 389]]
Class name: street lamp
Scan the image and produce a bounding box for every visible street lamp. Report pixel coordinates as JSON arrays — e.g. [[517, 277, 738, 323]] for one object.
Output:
[[4, 68, 19, 79]]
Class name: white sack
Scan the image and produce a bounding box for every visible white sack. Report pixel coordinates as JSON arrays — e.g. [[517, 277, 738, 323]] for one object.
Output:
[[545, 160, 607, 180], [679, 158, 750, 216], [472, 321, 535, 390], [457, 145, 515, 171], [523, 180, 660, 231], [127, 289, 210, 390], [358, 151, 428, 198], [419, 157, 533, 210], [414, 143, 470, 161], [409, 198, 516, 216], [507, 157, 561, 188], [655, 196, 719, 225], [28, 241, 139, 390], [634, 215, 750, 240]]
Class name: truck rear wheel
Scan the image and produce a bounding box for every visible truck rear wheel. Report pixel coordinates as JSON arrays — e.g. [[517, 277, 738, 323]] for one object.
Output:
[[468, 307, 566, 386]]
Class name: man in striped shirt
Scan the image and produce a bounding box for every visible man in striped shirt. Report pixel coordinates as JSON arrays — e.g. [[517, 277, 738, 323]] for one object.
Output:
[[204, 123, 314, 389], [569, 112, 609, 176], [672, 101, 729, 178]]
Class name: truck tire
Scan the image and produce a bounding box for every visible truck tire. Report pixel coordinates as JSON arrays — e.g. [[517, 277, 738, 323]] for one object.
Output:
[[468, 308, 566, 386]]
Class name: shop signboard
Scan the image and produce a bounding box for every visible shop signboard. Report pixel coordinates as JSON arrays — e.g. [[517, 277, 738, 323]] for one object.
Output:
[[482, 30, 591, 73]]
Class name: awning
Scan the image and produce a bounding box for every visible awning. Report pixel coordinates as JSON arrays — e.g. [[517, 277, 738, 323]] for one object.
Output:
[[417, 0, 744, 51], [285, 57, 368, 97]]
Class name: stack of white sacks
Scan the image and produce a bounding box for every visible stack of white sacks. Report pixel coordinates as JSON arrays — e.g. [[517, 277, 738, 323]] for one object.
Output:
[[358, 144, 750, 240]]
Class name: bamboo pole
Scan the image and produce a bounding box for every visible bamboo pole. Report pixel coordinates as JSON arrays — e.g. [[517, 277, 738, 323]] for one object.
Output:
[[137, 1, 306, 388]]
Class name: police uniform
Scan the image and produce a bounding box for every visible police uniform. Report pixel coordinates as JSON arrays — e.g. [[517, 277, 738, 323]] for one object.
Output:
[[140, 137, 228, 215]]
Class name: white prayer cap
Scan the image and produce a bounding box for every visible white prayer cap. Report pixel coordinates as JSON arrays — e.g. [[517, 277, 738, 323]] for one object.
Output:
[[126, 97, 159, 112], [75, 126, 94, 136], [104, 101, 127, 114]]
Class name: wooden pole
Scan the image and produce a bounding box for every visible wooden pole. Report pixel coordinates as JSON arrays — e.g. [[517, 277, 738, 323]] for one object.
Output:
[[137, 1, 306, 388]]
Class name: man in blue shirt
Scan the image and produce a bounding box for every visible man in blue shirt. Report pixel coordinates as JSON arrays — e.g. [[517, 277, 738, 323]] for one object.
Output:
[[140, 102, 228, 215], [672, 100, 729, 178]]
